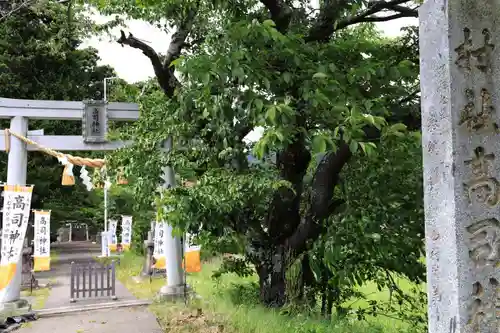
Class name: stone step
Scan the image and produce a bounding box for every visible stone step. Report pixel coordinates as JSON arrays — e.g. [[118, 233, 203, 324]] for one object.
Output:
[[35, 299, 152, 318]]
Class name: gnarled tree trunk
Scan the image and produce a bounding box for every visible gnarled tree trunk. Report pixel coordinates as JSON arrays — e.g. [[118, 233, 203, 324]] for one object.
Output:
[[256, 249, 287, 307]]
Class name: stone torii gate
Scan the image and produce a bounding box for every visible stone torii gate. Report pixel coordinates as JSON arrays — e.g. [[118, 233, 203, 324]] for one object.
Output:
[[0, 97, 138, 306]]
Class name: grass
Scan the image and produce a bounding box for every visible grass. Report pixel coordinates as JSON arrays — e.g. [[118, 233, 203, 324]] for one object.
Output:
[[115, 252, 426, 333], [50, 249, 60, 264], [21, 287, 50, 310]]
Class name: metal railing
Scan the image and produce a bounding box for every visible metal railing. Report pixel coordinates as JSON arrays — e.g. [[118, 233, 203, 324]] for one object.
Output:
[[70, 260, 117, 302]]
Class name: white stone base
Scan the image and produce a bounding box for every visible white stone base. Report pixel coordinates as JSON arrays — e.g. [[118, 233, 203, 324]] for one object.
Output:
[[157, 284, 192, 302], [0, 299, 32, 325]]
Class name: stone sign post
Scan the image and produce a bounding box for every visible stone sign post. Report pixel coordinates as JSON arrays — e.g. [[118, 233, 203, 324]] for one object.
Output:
[[420, 1, 500, 333], [141, 230, 154, 278]]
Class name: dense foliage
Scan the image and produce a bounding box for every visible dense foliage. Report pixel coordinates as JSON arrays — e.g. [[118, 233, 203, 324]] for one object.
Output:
[[0, 1, 145, 240], [92, 0, 424, 326]]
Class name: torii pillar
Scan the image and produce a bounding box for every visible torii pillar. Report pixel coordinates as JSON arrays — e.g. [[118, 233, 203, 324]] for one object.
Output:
[[1, 116, 28, 305]]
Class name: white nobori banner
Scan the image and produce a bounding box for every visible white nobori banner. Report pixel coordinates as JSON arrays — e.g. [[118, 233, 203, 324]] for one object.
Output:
[[153, 221, 166, 269], [121, 215, 133, 250], [108, 219, 118, 252], [0, 185, 34, 302], [33, 210, 51, 271]]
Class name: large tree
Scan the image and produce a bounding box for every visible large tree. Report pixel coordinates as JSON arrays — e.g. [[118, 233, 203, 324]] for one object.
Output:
[[93, 0, 423, 308]]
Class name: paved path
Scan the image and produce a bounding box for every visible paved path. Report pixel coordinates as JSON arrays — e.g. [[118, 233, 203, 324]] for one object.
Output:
[[17, 242, 163, 333], [19, 307, 163, 333]]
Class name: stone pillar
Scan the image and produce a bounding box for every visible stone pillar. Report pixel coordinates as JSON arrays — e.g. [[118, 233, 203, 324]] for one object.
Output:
[[420, 1, 500, 332], [158, 138, 185, 299], [141, 231, 154, 277], [21, 246, 36, 291], [1, 116, 28, 304], [56, 228, 63, 243]]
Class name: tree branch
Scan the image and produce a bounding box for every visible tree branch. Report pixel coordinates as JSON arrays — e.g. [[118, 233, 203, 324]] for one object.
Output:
[[391, 4, 418, 16], [398, 88, 419, 105], [305, 0, 417, 42], [305, 0, 350, 43], [285, 142, 352, 254], [339, 12, 416, 27], [118, 30, 179, 97], [259, 0, 293, 32], [309, 145, 351, 221], [335, 0, 418, 31], [117, 30, 165, 81], [163, 9, 197, 69], [117, 6, 198, 97], [283, 98, 420, 254]]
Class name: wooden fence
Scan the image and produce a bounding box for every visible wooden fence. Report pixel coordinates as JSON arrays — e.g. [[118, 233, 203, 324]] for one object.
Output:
[[70, 260, 117, 302]]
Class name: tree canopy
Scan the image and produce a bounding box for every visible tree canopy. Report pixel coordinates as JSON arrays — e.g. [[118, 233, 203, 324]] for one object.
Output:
[[0, 0, 141, 239], [81, 0, 423, 324]]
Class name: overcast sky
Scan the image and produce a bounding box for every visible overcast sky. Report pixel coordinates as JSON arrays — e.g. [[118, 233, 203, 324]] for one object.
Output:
[[83, 16, 418, 83]]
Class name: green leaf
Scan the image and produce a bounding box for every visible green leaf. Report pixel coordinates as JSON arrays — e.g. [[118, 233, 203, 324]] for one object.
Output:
[[364, 114, 375, 125], [359, 142, 377, 156], [253, 139, 268, 159], [169, 57, 182, 68], [254, 99, 264, 112], [266, 106, 277, 123], [389, 67, 400, 79], [202, 72, 210, 85], [313, 72, 328, 79], [333, 126, 341, 139], [262, 77, 271, 90], [399, 59, 413, 67], [349, 140, 359, 153], [333, 105, 349, 114], [232, 67, 245, 80], [202, 108, 210, 118], [390, 123, 407, 132], [282, 72, 291, 84], [263, 19, 276, 27], [364, 100, 373, 111], [312, 135, 327, 153], [347, 73, 355, 84], [274, 130, 284, 141]]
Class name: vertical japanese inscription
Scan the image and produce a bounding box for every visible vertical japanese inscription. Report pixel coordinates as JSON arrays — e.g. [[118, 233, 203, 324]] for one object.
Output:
[[464, 147, 499, 207], [471, 29, 495, 73], [467, 218, 500, 268], [82, 100, 107, 143], [459, 88, 498, 132], [467, 278, 500, 333], [91, 108, 100, 135], [456, 28, 494, 73], [455, 28, 498, 132], [455, 28, 473, 71], [38, 215, 49, 256]]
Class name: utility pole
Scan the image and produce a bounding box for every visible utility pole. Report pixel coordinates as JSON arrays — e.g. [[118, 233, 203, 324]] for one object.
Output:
[[158, 137, 185, 299], [103, 76, 118, 102], [101, 76, 118, 257]]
